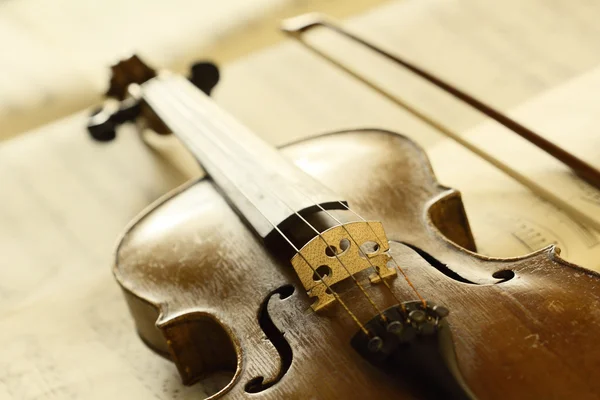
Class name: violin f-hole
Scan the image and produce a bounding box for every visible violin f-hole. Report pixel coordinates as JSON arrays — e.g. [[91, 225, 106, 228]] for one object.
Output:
[[400, 242, 515, 285], [245, 285, 295, 393]]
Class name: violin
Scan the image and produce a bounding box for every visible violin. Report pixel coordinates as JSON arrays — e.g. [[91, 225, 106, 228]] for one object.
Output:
[[88, 55, 600, 399]]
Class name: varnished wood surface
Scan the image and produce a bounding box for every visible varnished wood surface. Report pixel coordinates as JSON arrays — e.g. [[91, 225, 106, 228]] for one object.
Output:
[[115, 129, 600, 399], [142, 75, 347, 239]]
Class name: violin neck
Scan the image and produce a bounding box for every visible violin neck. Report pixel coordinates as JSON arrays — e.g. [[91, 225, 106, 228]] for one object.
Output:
[[141, 74, 347, 240]]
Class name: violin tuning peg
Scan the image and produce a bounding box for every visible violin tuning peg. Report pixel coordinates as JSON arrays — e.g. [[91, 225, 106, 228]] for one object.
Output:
[[88, 58, 218, 142], [189, 61, 220, 95], [87, 97, 141, 142], [88, 103, 118, 142]]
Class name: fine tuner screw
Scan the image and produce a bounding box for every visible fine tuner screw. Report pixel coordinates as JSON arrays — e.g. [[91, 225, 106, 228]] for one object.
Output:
[[409, 309, 427, 323], [386, 321, 403, 335], [358, 301, 450, 354], [367, 336, 384, 352]]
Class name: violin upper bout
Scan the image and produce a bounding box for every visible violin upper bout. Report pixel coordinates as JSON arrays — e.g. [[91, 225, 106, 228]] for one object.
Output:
[[113, 178, 293, 393]]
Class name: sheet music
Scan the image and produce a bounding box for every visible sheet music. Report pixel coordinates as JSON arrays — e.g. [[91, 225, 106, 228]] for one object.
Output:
[[0, 117, 184, 310], [0, 280, 225, 400], [452, 66, 600, 232], [429, 126, 600, 271], [271, 0, 600, 252], [0, 115, 219, 399]]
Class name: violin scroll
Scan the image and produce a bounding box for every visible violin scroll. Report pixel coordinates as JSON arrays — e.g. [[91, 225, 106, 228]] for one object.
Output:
[[87, 56, 220, 141]]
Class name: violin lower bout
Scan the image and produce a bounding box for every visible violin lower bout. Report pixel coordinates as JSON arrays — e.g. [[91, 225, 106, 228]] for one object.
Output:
[[115, 129, 600, 399]]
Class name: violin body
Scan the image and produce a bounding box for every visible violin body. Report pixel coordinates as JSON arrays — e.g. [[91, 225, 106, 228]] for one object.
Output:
[[115, 129, 600, 399]]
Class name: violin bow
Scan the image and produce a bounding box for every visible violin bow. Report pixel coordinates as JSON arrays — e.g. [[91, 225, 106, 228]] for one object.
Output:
[[282, 13, 600, 191]]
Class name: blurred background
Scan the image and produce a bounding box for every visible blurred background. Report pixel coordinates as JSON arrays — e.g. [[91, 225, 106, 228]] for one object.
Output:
[[0, 0, 388, 138]]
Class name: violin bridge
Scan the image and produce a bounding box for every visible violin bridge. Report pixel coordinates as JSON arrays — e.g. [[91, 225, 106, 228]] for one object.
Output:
[[290, 221, 397, 311]]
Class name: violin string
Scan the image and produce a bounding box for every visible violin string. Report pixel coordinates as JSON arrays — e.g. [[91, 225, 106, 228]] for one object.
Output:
[[293, 204, 403, 305], [146, 81, 372, 334], [336, 202, 426, 307], [280, 29, 435, 307], [269, 201, 387, 319], [153, 78, 386, 320], [161, 77, 434, 317], [162, 76, 420, 310], [164, 77, 411, 317]]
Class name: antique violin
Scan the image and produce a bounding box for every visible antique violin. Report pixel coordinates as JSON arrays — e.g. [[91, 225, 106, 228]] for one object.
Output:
[[88, 55, 600, 399]]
